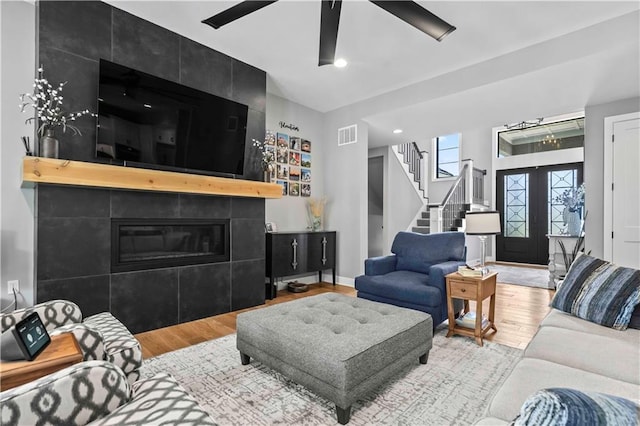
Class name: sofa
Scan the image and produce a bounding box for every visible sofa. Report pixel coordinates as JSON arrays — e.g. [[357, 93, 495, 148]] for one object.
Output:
[[0, 300, 142, 383], [476, 254, 640, 424], [355, 231, 467, 327], [0, 360, 215, 425]]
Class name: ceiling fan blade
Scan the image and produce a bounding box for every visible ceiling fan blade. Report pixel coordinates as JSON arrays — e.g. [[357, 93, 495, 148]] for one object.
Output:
[[202, 1, 278, 29], [369, 1, 455, 41], [318, 0, 343, 66]]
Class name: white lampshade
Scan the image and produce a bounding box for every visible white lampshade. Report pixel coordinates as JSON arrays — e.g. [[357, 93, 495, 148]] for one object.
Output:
[[465, 211, 501, 235]]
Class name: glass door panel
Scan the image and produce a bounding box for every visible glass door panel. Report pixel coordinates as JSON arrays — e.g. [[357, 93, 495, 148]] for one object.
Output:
[[504, 174, 529, 238]]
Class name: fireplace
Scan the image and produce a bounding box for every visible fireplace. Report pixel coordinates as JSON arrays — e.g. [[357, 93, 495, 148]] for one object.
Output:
[[111, 219, 230, 272]]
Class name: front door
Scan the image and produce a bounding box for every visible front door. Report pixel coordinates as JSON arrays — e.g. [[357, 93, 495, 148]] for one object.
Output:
[[611, 115, 640, 268], [496, 164, 583, 265]]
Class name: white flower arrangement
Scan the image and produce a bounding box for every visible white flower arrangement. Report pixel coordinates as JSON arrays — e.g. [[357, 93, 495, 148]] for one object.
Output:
[[19, 66, 95, 136], [252, 138, 276, 169]]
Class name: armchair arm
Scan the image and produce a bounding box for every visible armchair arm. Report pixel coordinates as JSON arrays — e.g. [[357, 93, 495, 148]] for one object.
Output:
[[0, 360, 130, 426], [51, 324, 106, 361], [428, 260, 467, 293], [90, 373, 216, 425], [364, 255, 397, 276], [1, 299, 82, 333]]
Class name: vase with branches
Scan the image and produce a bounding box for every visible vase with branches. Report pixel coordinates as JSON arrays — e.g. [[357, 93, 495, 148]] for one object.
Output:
[[558, 210, 591, 277], [19, 66, 95, 158], [306, 197, 327, 231]]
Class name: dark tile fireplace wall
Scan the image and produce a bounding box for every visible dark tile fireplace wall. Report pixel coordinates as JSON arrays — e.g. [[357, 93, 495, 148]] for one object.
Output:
[[35, 1, 268, 333], [37, 186, 266, 333]]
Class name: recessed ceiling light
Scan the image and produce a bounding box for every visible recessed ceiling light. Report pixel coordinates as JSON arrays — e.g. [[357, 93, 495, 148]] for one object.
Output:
[[143, 104, 152, 108], [393, 129, 403, 134], [334, 58, 348, 68]]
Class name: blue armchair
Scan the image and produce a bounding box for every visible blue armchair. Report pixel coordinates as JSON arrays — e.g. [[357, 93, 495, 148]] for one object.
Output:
[[355, 231, 466, 327]]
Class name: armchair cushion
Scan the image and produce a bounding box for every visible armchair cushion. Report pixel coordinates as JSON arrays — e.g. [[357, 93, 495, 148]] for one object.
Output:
[[0, 361, 130, 426], [364, 254, 397, 276], [356, 270, 440, 305], [392, 232, 465, 274]]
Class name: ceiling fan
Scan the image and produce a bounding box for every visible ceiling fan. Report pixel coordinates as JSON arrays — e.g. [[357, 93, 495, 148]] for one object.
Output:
[[202, 0, 456, 66]]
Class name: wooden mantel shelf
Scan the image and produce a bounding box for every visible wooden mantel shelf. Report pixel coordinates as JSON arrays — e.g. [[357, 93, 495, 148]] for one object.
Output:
[[22, 157, 282, 199]]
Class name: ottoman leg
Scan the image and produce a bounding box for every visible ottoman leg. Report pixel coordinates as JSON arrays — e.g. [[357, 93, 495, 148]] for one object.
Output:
[[419, 351, 430, 364], [336, 405, 351, 424], [240, 352, 250, 365]]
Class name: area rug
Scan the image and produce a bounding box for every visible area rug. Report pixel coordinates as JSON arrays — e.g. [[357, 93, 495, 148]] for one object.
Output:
[[489, 264, 550, 289], [142, 327, 522, 425]]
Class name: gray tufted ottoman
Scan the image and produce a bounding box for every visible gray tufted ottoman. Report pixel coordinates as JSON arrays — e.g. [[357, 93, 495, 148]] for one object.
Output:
[[236, 293, 433, 424]]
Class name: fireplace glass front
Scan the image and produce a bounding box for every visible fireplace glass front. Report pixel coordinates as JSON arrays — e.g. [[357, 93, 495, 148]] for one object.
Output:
[[111, 219, 229, 272]]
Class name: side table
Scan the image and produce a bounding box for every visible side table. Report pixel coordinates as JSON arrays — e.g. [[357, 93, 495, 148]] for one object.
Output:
[[445, 271, 498, 346], [0, 332, 83, 391]]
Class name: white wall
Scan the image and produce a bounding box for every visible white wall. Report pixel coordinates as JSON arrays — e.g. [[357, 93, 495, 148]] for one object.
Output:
[[584, 96, 640, 258], [386, 146, 423, 244], [322, 112, 369, 285], [1, 0, 36, 308], [265, 94, 325, 231]]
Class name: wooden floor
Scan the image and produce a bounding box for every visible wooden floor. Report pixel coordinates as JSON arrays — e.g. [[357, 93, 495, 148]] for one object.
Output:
[[136, 281, 553, 358]]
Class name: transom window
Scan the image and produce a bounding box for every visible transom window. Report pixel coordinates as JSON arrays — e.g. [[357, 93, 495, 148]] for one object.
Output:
[[433, 133, 460, 180]]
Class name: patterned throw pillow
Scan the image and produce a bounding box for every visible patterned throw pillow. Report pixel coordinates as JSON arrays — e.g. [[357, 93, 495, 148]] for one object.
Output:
[[550, 253, 640, 330], [513, 388, 640, 426]]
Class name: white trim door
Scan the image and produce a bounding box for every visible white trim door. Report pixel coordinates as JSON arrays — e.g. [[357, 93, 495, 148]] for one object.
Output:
[[604, 112, 640, 268]]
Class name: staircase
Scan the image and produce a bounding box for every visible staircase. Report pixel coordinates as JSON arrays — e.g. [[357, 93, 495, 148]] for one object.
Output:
[[394, 144, 487, 234]]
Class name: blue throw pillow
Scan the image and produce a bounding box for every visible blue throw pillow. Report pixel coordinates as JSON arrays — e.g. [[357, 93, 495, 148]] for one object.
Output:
[[550, 253, 640, 330], [513, 388, 640, 426]]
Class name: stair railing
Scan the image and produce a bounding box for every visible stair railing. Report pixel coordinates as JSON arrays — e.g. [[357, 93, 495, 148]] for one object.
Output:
[[397, 142, 427, 199], [472, 166, 486, 205], [437, 163, 469, 232]]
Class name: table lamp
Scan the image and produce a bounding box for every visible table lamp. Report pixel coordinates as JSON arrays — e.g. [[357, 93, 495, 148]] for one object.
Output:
[[465, 211, 501, 274]]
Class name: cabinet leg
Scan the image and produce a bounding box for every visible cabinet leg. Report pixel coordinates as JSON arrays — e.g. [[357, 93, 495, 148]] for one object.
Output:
[[332, 268, 336, 285], [319, 270, 322, 284]]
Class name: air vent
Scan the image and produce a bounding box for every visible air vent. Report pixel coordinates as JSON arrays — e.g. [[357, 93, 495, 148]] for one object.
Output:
[[338, 124, 357, 146]]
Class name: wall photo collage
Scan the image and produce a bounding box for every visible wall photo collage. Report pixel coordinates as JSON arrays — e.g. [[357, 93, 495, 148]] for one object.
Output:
[[267, 130, 313, 197]]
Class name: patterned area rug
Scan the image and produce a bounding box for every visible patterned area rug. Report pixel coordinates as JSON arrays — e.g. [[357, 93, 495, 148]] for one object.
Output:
[[489, 264, 551, 289], [142, 327, 522, 425]]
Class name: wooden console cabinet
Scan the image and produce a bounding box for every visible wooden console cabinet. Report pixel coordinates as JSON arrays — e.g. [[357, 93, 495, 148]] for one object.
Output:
[[265, 231, 336, 299]]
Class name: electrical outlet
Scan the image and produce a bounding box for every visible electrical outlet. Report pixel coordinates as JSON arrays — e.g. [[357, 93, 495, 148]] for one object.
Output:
[[8, 280, 19, 294]]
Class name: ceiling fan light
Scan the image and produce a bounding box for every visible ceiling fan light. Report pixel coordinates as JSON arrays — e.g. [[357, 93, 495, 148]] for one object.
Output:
[[334, 58, 348, 68]]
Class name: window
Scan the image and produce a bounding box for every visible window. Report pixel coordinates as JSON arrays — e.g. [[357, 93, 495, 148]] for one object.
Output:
[[434, 133, 460, 179], [497, 117, 584, 158]]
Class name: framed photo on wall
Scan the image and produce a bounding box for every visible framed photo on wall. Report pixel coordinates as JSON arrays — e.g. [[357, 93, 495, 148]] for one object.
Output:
[[289, 136, 301, 151], [277, 133, 289, 148], [289, 167, 300, 181], [289, 151, 301, 166], [301, 184, 311, 197], [277, 164, 289, 179], [301, 139, 311, 153], [301, 153, 311, 168], [276, 180, 288, 196], [289, 182, 300, 196], [301, 168, 311, 182]]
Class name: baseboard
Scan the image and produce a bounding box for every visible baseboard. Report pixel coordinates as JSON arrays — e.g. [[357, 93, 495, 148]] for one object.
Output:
[[274, 274, 355, 290]]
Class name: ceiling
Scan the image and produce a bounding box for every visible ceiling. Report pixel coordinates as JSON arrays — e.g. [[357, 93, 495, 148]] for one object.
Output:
[[104, 1, 640, 113]]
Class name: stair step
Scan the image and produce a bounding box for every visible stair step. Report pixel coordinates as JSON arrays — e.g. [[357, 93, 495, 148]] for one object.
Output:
[[412, 226, 430, 234], [416, 219, 430, 227], [421, 211, 430, 219]]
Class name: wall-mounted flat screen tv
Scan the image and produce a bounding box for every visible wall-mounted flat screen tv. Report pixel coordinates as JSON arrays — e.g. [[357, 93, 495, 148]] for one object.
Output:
[[96, 59, 248, 176]]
